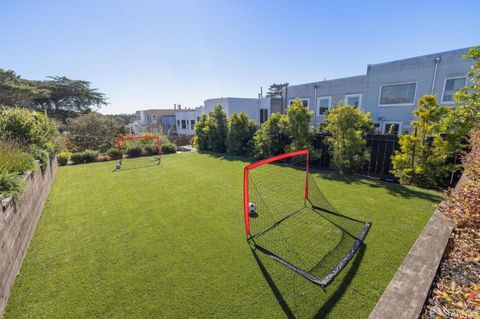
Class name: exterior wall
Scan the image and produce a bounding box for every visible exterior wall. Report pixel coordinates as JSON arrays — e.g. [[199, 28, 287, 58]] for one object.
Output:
[[203, 97, 278, 124], [175, 110, 196, 135], [364, 47, 472, 133], [284, 47, 473, 132], [286, 75, 366, 126], [161, 115, 176, 134], [0, 160, 57, 316]]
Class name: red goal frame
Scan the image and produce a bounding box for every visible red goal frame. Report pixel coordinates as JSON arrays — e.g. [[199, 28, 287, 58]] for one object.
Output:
[[243, 150, 309, 236], [115, 135, 161, 160]]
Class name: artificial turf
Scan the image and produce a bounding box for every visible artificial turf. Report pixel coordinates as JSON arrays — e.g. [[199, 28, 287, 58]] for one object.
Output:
[[3, 152, 442, 318]]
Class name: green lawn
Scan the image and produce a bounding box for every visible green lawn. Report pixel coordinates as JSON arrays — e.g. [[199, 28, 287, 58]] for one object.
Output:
[[4, 152, 442, 318]]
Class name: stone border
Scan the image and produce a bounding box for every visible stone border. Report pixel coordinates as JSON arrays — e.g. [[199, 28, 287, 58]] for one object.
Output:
[[0, 159, 57, 317], [368, 176, 471, 319]]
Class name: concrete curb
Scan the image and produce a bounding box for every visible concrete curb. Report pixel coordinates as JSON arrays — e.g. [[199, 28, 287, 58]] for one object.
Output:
[[369, 176, 471, 319]]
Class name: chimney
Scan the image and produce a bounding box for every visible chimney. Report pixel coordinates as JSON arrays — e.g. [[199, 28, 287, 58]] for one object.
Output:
[[179, 105, 181, 110], [174, 104, 177, 110]]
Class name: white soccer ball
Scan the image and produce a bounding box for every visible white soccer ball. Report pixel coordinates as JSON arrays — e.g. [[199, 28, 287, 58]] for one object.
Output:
[[115, 162, 121, 170], [248, 202, 256, 215]]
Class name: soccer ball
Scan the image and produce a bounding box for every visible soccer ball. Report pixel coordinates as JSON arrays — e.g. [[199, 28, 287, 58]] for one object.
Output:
[[115, 162, 121, 170], [248, 202, 257, 217]]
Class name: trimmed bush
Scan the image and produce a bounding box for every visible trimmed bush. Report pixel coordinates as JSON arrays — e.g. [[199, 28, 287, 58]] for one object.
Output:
[[0, 140, 35, 174], [144, 145, 158, 156], [126, 146, 143, 158], [0, 171, 25, 199], [161, 143, 176, 154], [70, 152, 84, 164], [57, 151, 72, 166], [107, 148, 120, 160], [83, 150, 99, 163]]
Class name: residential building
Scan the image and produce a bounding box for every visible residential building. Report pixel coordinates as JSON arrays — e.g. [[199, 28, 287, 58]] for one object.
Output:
[[129, 108, 177, 135], [174, 97, 282, 136], [284, 47, 474, 133]]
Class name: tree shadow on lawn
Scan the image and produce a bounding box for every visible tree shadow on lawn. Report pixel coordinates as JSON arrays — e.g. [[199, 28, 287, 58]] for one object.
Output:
[[250, 243, 367, 318], [316, 170, 443, 203]]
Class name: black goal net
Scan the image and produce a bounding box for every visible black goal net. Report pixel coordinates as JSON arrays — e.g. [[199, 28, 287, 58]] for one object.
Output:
[[243, 150, 370, 287]]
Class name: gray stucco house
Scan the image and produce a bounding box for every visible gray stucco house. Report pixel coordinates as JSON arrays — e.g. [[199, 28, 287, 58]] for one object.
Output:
[[284, 47, 474, 133]]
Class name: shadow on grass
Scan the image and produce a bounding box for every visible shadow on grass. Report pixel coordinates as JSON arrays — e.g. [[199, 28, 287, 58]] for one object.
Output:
[[199, 151, 254, 164], [314, 244, 366, 318], [251, 243, 367, 319], [315, 170, 443, 203]]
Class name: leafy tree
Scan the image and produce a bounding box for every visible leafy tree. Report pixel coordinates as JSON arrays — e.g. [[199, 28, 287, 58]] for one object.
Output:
[[0, 107, 59, 153], [455, 47, 480, 126], [34, 76, 107, 120], [193, 114, 209, 150], [0, 68, 107, 120], [284, 98, 313, 152], [253, 112, 290, 158], [324, 104, 374, 173], [0, 69, 49, 107], [206, 105, 228, 152], [106, 113, 136, 125], [391, 95, 450, 187], [266, 83, 288, 98], [226, 112, 257, 156], [66, 112, 125, 152]]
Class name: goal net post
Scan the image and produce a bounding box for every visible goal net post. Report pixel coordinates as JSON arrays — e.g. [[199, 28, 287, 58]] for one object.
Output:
[[243, 149, 370, 287]]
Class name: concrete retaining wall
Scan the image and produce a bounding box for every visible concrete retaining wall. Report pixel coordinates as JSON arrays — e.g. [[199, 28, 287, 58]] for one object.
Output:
[[368, 176, 473, 319], [0, 159, 57, 316]]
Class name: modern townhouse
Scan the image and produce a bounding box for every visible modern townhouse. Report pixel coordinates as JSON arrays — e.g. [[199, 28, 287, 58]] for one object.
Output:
[[284, 47, 474, 134]]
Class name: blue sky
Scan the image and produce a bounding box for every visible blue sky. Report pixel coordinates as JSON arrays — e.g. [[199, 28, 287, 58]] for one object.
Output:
[[1, 0, 479, 114]]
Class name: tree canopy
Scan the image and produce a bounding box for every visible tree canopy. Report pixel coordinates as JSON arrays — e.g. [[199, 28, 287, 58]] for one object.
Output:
[[0, 68, 107, 120], [266, 83, 288, 98]]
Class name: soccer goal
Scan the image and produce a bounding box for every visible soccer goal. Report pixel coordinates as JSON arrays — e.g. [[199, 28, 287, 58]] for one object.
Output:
[[243, 150, 370, 287], [115, 135, 161, 166]]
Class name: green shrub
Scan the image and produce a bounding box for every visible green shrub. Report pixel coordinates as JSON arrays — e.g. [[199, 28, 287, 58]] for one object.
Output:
[[161, 143, 176, 154], [126, 146, 143, 158], [226, 112, 257, 156], [0, 107, 59, 153], [57, 151, 72, 166], [324, 105, 374, 173], [0, 140, 35, 174], [144, 145, 159, 156], [391, 95, 468, 187], [31, 148, 50, 171], [70, 152, 84, 164], [0, 171, 25, 199], [253, 113, 290, 159], [83, 150, 99, 163], [193, 115, 209, 150], [107, 148, 120, 160]]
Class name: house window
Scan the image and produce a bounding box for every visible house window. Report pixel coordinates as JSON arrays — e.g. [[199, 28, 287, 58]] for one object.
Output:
[[259, 109, 268, 124], [345, 94, 362, 108], [383, 122, 403, 135], [379, 82, 416, 106], [288, 98, 309, 108], [181, 120, 186, 129], [191, 120, 195, 128], [442, 76, 467, 103], [317, 96, 331, 115], [177, 120, 180, 127]]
